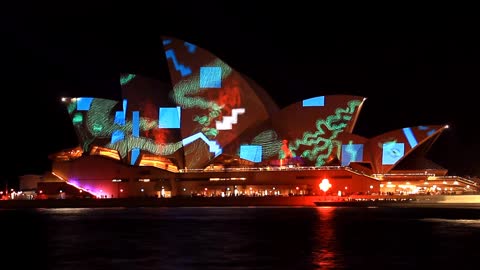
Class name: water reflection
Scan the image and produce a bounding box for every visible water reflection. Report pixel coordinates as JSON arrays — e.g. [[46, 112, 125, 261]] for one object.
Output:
[[312, 207, 342, 269], [3, 207, 480, 269]]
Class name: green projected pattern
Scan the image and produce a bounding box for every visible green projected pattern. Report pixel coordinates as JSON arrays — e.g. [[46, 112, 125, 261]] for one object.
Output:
[[84, 99, 155, 137], [250, 130, 283, 159], [68, 98, 180, 159], [289, 100, 362, 166], [120, 74, 136, 85], [170, 59, 232, 138], [106, 137, 182, 158]]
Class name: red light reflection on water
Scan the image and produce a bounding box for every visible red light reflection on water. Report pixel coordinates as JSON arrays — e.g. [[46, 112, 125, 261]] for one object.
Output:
[[312, 207, 341, 269]]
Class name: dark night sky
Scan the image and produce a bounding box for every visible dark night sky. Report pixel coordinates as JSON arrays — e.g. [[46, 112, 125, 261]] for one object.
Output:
[[2, 2, 479, 186]]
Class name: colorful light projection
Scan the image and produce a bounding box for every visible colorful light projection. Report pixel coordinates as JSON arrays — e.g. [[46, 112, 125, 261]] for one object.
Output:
[[290, 99, 362, 166], [382, 141, 405, 165], [370, 125, 444, 172], [402, 127, 418, 148], [216, 108, 245, 130], [239, 145, 262, 162], [64, 36, 446, 173], [169, 59, 233, 136], [250, 130, 283, 160], [120, 74, 136, 85], [159, 107, 181, 129], [66, 97, 183, 163], [341, 142, 364, 166], [165, 49, 192, 77], [163, 36, 276, 168], [279, 139, 293, 159], [302, 96, 325, 107]]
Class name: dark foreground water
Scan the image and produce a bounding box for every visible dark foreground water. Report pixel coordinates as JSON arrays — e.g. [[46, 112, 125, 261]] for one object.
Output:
[[2, 206, 480, 270]]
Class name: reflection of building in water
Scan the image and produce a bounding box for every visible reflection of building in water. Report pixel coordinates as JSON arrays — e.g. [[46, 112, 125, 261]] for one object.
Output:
[[19, 36, 477, 199], [313, 207, 338, 269]]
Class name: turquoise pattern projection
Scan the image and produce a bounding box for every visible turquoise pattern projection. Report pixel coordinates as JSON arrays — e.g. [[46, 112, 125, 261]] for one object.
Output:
[[76, 97, 94, 111], [120, 74, 136, 85], [341, 142, 364, 166], [200, 67, 222, 88], [419, 125, 437, 137], [240, 145, 263, 162], [382, 142, 405, 165], [402, 127, 418, 148], [302, 96, 325, 107], [110, 130, 125, 144], [184, 42, 196, 53], [165, 49, 192, 77], [114, 111, 126, 125], [290, 100, 362, 166], [159, 107, 181, 129]]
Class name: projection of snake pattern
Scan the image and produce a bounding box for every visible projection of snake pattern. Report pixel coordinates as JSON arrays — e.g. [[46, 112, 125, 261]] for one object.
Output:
[[169, 59, 233, 138], [70, 98, 182, 158], [289, 100, 362, 166]]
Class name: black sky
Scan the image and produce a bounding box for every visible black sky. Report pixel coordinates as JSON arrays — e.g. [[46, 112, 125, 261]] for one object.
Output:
[[2, 2, 480, 185]]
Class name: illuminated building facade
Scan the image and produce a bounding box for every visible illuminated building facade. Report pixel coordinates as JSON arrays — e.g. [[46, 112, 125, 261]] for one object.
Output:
[[45, 36, 477, 199]]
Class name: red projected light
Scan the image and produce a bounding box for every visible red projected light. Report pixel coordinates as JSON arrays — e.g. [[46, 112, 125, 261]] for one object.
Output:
[[319, 179, 332, 192]]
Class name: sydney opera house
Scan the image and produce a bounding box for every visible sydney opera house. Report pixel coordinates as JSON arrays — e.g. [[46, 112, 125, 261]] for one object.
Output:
[[40, 36, 477, 199]]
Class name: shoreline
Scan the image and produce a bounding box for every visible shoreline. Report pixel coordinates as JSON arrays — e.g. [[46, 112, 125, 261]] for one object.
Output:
[[2, 195, 480, 209]]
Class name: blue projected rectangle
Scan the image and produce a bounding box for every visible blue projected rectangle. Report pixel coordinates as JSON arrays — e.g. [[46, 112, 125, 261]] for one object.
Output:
[[132, 111, 140, 137], [240, 145, 262, 163], [111, 130, 125, 144], [341, 144, 364, 166], [114, 111, 125, 126], [382, 142, 405, 165], [418, 125, 429, 130], [123, 99, 128, 113], [159, 107, 181, 128], [131, 148, 140, 165], [402, 127, 418, 148], [302, 96, 325, 107], [184, 42, 196, 53], [77, 97, 94, 111], [200, 67, 222, 88]]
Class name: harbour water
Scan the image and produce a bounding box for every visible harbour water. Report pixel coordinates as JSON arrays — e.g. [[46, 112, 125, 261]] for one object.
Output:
[[3, 206, 480, 269]]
